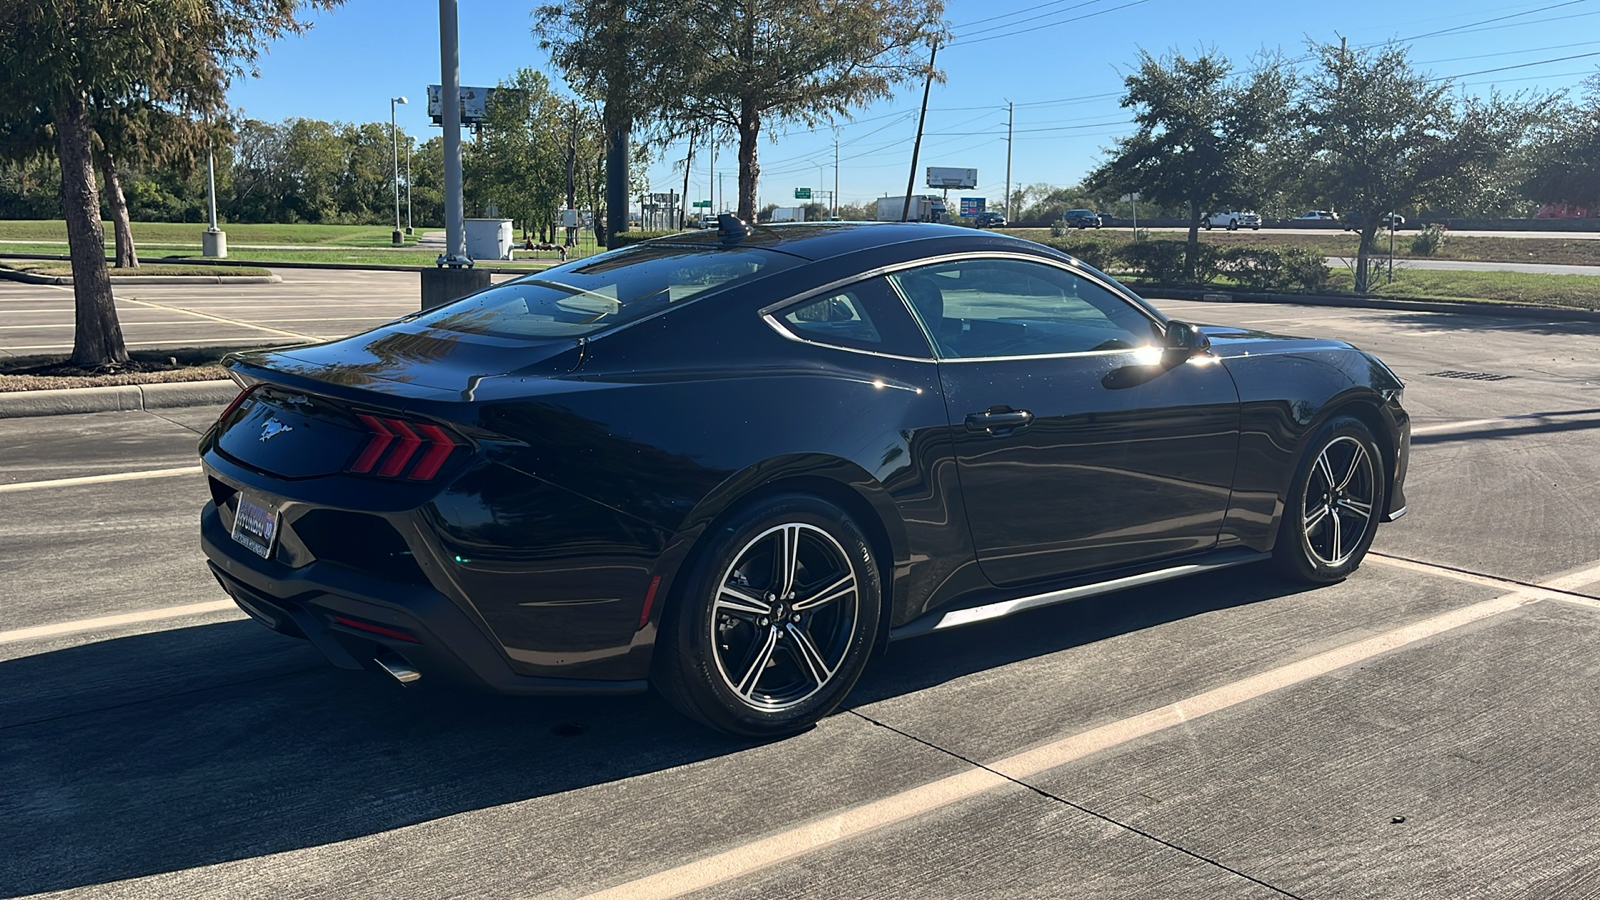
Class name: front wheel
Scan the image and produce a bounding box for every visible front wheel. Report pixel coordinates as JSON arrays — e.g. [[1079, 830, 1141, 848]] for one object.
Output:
[[1227, 220, 1238, 231], [655, 494, 881, 737], [1273, 416, 1386, 584]]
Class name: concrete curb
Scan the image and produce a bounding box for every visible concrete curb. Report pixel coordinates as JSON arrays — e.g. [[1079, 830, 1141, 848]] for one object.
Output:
[[1148, 286, 1600, 322], [0, 380, 238, 419], [0, 267, 281, 286]]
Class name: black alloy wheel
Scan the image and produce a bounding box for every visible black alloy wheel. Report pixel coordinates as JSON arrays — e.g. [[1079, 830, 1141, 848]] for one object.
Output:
[[655, 494, 880, 737], [1273, 415, 1385, 583]]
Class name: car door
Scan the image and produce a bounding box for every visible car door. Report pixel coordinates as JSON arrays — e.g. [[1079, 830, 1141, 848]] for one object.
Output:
[[889, 255, 1241, 587]]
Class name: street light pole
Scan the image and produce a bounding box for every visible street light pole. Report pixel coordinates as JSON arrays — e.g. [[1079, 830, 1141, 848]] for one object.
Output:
[[390, 95, 407, 244], [404, 136, 413, 234]]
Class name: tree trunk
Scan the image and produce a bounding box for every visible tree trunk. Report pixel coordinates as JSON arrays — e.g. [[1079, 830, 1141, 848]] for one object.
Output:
[[603, 113, 629, 245], [736, 100, 760, 222], [100, 151, 138, 268], [1354, 222, 1379, 293], [56, 90, 127, 368], [1185, 200, 1201, 281]]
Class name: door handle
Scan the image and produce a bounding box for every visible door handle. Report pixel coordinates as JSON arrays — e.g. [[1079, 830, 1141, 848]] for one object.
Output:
[[965, 408, 1034, 434]]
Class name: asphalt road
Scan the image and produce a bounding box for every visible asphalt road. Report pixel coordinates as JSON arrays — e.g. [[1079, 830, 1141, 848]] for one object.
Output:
[[0, 269, 517, 357], [4, 299, 1600, 898]]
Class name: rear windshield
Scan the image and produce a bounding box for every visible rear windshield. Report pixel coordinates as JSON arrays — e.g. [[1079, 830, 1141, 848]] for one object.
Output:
[[411, 243, 799, 340]]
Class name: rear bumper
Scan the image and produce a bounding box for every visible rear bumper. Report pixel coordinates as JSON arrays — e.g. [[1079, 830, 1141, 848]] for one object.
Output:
[[202, 502, 646, 696]]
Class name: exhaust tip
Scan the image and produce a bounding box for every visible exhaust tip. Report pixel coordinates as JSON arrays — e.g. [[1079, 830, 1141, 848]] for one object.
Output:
[[375, 652, 421, 684]]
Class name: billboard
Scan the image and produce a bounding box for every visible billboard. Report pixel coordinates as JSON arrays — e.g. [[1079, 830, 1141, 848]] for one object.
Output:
[[427, 85, 498, 125], [959, 198, 986, 217], [927, 167, 977, 189]]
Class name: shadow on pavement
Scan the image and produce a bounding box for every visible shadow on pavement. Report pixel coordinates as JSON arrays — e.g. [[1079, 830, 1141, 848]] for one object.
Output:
[[0, 565, 1310, 896]]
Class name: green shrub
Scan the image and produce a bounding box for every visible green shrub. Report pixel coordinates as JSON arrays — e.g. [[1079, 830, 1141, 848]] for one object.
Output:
[[1120, 240, 1219, 284], [1218, 247, 1283, 292], [1279, 247, 1332, 292], [606, 230, 675, 249], [1040, 238, 1120, 271], [1410, 223, 1449, 256]]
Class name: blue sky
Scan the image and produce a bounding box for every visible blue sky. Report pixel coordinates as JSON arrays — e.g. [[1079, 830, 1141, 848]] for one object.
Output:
[[227, 0, 1600, 210]]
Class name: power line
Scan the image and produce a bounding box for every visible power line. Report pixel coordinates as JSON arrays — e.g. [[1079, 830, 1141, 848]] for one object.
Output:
[[953, 0, 1127, 37], [1429, 49, 1600, 81], [952, 0, 1154, 47]]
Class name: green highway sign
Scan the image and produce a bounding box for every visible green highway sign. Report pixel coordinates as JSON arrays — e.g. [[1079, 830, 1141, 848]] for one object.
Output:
[[692, 200, 711, 207], [794, 187, 812, 199]]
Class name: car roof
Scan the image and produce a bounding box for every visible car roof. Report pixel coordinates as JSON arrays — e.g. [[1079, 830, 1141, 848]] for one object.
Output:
[[636, 221, 1033, 262]]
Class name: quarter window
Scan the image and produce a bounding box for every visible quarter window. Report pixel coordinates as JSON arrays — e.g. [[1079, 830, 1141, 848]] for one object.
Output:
[[775, 276, 933, 358], [888, 258, 1159, 359]]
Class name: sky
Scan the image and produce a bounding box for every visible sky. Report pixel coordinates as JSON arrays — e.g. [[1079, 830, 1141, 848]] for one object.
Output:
[[226, 0, 1600, 211]]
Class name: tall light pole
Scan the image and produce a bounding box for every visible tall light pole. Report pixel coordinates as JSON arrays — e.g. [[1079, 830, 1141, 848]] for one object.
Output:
[[390, 95, 408, 244], [404, 135, 414, 235]]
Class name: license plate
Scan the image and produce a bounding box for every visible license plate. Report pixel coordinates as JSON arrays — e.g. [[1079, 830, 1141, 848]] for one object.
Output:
[[231, 494, 280, 560]]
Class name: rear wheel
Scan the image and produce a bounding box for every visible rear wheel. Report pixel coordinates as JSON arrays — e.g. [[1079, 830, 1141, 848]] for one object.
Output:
[[1273, 416, 1385, 584], [655, 494, 880, 737], [1227, 219, 1238, 231]]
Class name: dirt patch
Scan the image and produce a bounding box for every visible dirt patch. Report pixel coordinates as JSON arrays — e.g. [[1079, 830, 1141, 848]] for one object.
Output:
[[0, 260, 274, 278], [0, 346, 274, 392]]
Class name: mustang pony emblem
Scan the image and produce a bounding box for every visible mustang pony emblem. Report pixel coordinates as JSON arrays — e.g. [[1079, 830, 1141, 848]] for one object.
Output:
[[260, 418, 294, 442]]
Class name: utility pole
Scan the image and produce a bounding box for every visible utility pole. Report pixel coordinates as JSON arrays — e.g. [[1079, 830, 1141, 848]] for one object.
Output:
[[833, 138, 839, 220], [681, 130, 695, 228], [438, 0, 467, 266], [390, 95, 407, 244], [902, 37, 939, 222], [1004, 101, 1013, 219], [404, 136, 413, 234]]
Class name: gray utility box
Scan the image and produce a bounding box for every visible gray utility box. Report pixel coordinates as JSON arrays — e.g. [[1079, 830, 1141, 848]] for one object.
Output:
[[464, 218, 514, 261]]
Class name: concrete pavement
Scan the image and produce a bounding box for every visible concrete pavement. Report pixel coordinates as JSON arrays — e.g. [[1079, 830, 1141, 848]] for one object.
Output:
[[3, 300, 1600, 897]]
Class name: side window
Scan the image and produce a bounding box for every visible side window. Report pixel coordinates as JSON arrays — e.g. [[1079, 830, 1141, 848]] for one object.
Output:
[[888, 258, 1159, 359], [775, 276, 933, 358]]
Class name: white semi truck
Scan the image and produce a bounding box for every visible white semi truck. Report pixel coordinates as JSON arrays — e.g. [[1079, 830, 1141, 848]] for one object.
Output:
[[875, 195, 950, 224]]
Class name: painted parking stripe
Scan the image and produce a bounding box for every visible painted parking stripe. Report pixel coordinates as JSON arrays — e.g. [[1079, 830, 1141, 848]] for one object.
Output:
[[115, 297, 320, 341], [0, 465, 203, 493], [576, 586, 1542, 900], [0, 600, 241, 645]]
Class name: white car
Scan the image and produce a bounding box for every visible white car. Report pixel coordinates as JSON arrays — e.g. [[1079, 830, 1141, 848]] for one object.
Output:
[[1204, 210, 1260, 231]]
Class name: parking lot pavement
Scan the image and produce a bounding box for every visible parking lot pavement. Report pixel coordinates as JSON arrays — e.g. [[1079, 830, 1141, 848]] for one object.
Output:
[[2, 301, 1600, 898], [0, 268, 518, 356]]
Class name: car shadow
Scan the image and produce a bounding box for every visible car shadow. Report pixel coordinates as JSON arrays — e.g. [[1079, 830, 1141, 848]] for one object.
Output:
[[0, 565, 1314, 896]]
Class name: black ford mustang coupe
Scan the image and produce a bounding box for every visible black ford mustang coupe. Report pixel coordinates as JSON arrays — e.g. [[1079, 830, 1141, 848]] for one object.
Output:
[[200, 221, 1409, 737]]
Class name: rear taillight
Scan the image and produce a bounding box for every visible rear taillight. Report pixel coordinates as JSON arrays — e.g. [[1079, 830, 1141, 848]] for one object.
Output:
[[348, 414, 463, 481], [216, 384, 260, 425]]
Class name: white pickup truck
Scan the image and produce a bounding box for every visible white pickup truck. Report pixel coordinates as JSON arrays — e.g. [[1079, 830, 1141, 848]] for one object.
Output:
[[1203, 210, 1261, 231]]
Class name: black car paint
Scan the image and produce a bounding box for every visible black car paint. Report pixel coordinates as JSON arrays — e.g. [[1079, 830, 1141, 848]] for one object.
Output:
[[200, 223, 1409, 694]]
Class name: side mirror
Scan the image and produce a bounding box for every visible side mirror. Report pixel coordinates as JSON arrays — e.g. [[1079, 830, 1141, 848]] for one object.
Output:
[[1162, 320, 1210, 364]]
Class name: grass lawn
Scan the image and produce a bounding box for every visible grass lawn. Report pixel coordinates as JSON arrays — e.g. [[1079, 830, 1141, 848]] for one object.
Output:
[[1003, 227, 1600, 267], [1358, 268, 1600, 310], [1127, 268, 1600, 311], [0, 259, 272, 277], [0, 220, 426, 248], [0, 243, 572, 269]]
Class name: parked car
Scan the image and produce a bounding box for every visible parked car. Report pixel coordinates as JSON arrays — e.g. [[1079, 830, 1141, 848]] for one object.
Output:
[[1203, 211, 1261, 231], [1296, 210, 1339, 221], [1343, 212, 1405, 231], [1061, 208, 1101, 228], [973, 211, 1007, 228], [200, 222, 1411, 738]]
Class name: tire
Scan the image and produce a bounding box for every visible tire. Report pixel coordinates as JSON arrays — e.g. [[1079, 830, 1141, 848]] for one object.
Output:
[[1203, 222, 1212, 230], [1273, 415, 1386, 584], [1227, 220, 1238, 231], [655, 494, 881, 737]]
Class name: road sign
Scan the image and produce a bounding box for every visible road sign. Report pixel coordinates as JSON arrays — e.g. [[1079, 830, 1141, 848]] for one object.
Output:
[[693, 200, 711, 208], [927, 167, 977, 189], [427, 85, 498, 125], [960, 198, 986, 217], [794, 187, 812, 199]]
